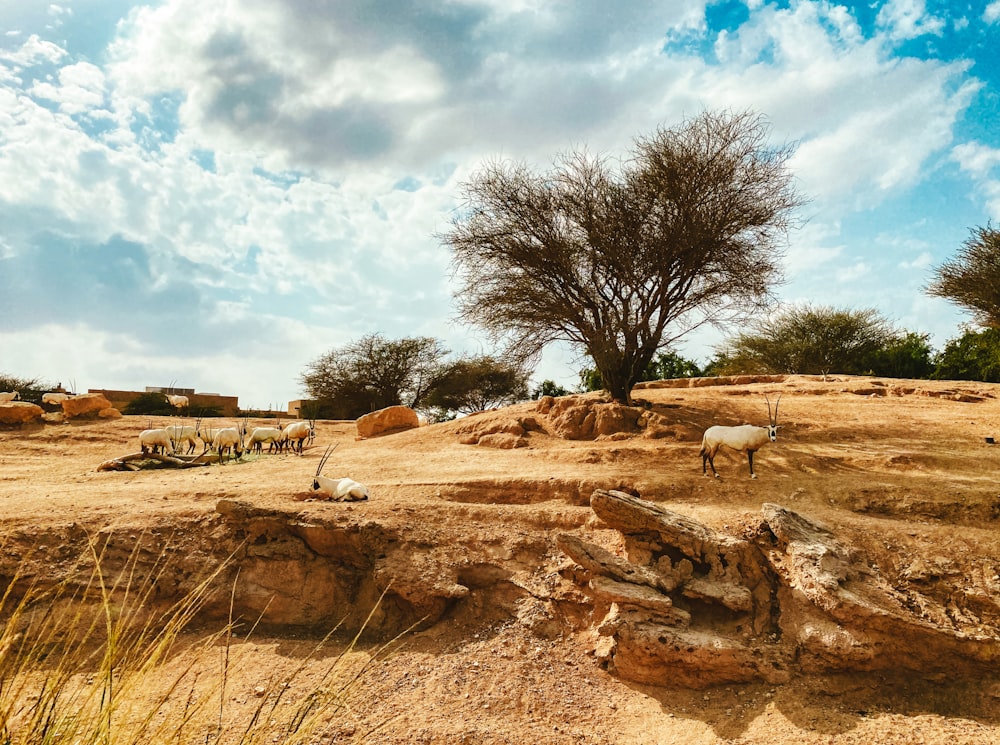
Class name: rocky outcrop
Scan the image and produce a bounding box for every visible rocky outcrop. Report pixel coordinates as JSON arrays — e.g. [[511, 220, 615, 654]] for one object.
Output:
[[62, 393, 115, 419], [0, 401, 44, 425], [560, 490, 1000, 688], [458, 395, 679, 446], [356, 405, 420, 438]]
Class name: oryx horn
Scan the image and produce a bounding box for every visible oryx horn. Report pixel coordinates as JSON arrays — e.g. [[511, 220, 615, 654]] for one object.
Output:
[[315, 443, 339, 477]]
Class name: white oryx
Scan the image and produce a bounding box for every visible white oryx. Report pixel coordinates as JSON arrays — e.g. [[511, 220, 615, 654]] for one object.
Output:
[[165, 419, 201, 454], [139, 427, 174, 455], [0, 391, 19, 403], [248, 424, 284, 454], [700, 395, 782, 479], [197, 421, 223, 453], [280, 419, 315, 454], [212, 427, 244, 463], [166, 394, 189, 410], [310, 444, 369, 501]]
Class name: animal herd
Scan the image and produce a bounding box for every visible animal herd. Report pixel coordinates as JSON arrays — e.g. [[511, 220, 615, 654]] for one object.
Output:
[[133, 415, 370, 501], [138, 416, 318, 460]]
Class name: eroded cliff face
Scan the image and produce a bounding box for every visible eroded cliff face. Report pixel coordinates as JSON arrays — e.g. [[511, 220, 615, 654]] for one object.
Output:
[[4, 487, 998, 692], [559, 490, 1000, 687]]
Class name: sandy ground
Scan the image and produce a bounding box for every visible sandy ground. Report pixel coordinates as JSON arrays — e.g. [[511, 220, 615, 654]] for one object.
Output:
[[2, 375, 1000, 743]]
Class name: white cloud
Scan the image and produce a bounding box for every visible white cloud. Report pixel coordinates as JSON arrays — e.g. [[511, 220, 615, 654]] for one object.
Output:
[[0, 0, 994, 401], [876, 0, 945, 41], [0, 33, 66, 69], [953, 142, 1000, 218], [899, 251, 934, 270], [29, 61, 106, 114], [985, 2, 1000, 24]]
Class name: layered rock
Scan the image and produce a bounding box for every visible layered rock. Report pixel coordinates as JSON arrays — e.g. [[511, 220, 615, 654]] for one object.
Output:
[[559, 490, 1000, 687]]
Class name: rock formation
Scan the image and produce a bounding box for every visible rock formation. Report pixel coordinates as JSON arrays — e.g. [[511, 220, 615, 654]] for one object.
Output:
[[356, 405, 420, 438], [559, 490, 1000, 688], [0, 401, 44, 425]]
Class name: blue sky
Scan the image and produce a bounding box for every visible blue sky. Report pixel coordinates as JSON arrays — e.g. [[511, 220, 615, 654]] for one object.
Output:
[[1, 0, 999, 408]]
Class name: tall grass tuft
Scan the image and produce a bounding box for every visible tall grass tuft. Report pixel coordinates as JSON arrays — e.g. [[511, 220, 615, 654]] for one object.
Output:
[[0, 532, 403, 744]]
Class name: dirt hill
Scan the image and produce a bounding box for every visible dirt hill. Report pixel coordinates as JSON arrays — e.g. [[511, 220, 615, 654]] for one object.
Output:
[[2, 375, 1000, 743]]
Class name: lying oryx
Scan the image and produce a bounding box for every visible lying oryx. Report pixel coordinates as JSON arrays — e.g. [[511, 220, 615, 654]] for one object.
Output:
[[700, 395, 781, 479], [310, 444, 369, 501]]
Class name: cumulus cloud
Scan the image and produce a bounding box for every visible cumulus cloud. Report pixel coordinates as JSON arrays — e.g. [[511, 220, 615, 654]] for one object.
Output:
[[0, 0, 995, 401], [0, 33, 66, 69], [877, 0, 945, 41], [953, 142, 1000, 218]]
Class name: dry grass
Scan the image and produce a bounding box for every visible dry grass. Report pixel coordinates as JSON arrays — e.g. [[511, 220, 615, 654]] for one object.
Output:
[[0, 535, 402, 745]]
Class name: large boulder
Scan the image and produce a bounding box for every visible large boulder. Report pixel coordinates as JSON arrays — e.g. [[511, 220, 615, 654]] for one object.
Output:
[[62, 393, 114, 419], [356, 405, 420, 438], [0, 402, 44, 425]]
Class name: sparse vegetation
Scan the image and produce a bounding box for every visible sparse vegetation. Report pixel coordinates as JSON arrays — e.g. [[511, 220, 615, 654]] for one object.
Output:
[[122, 391, 175, 416], [0, 535, 396, 744], [301, 334, 450, 419]]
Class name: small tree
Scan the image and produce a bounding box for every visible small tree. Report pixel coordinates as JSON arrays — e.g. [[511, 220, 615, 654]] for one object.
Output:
[[719, 305, 898, 377], [301, 334, 449, 419], [927, 224, 1000, 327], [532, 380, 571, 399], [932, 328, 1000, 382], [443, 109, 803, 404], [866, 331, 934, 379], [424, 356, 530, 414]]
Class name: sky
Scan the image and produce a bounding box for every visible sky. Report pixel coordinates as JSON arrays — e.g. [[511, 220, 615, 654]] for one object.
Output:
[[1, 0, 999, 409]]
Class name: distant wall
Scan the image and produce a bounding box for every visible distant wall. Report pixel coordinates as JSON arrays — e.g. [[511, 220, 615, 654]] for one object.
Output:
[[90, 389, 241, 417]]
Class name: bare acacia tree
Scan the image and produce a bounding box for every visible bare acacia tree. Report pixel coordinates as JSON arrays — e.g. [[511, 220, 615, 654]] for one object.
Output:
[[443, 110, 804, 403], [301, 334, 449, 418], [927, 224, 1000, 328]]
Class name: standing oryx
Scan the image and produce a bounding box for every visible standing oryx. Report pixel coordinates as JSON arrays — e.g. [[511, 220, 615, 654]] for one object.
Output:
[[280, 419, 315, 454], [700, 395, 782, 479]]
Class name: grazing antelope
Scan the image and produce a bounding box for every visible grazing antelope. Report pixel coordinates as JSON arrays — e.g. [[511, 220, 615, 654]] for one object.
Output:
[[700, 395, 782, 479], [165, 418, 201, 454], [0, 391, 19, 403], [248, 422, 284, 454], [166, 394, 189, 409], [139, 424, 174, 455], [212, 426, 244, 463], [280, 419, 315, 454], [310, 444, 369, 501]]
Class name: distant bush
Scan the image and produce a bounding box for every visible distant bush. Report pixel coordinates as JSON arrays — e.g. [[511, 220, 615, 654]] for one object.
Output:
[[0, 373, 53, 404], [122, 392, 174, 416], [932, 327, 1000, 382], [532, 380, 571, 398]]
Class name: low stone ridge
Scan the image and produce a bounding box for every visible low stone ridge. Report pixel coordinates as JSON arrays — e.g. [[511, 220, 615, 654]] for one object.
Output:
[[458, 394, 680, 446], [559, 490, 1000, 688], [356, 405, 420, 438]]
